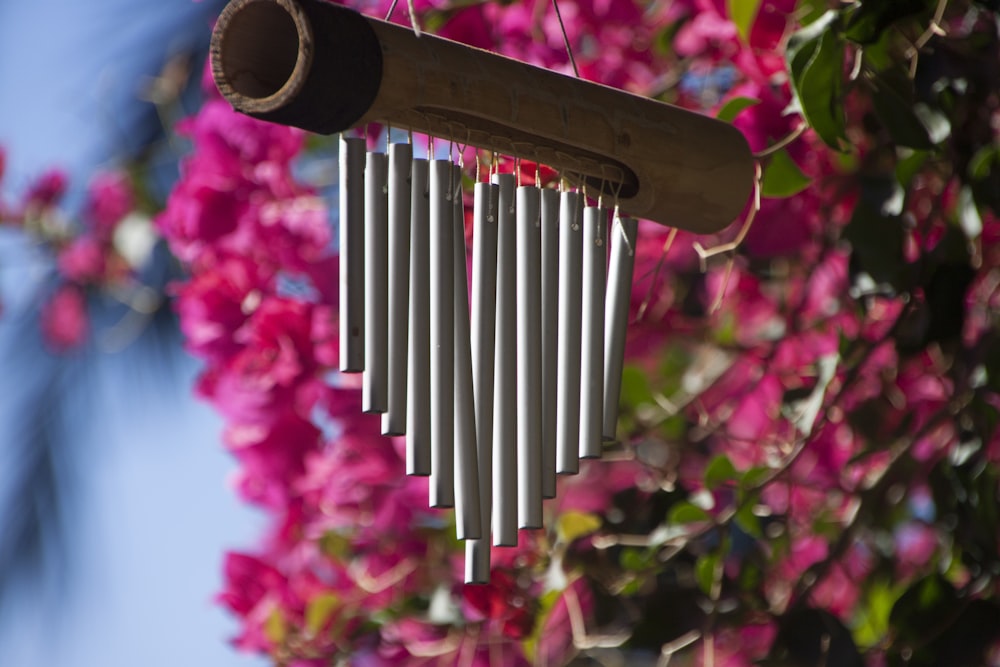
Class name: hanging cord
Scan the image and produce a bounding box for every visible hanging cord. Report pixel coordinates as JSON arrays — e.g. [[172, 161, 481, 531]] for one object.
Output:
[[551, 0, 580, 78], [385, 0, 422, 37], [613, 208, 634, 257]]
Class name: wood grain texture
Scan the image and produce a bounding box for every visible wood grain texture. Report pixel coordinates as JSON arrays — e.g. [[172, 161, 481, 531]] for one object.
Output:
[[211, 0, 754, 233]]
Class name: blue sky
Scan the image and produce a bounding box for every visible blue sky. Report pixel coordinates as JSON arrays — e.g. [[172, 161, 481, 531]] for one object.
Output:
[[0, 1, 272, 664]]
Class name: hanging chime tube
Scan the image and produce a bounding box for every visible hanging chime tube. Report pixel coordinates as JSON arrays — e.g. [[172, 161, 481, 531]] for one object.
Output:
[[406, 159, 431, 475], [429, 159, 455, 507], [383, 142, 412, 435], [452, 166, 482, 542], [540, 187, 559, 498], [556, 191, 583, 474], [338, 136, 365, 373], [516, 184, 542, 529], [492, 173, 517, 546], [579, 206, 606, 459], [603, 214, 638, 442], [363, 150, 389, 412], [466, 180, 499, 582]]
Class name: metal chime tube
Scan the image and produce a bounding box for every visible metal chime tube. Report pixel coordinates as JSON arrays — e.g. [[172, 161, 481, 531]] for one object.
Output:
[[540, 187, 559, 498], [363, 150, 389, 412], [429, 159, 455, 507], [556, 191, 583, 474], [466, 181, 499, 582], [517, 184, 543, 529], [579, 205, 606, 459], [406, 159, 431, 475], [339, 136, 365, 372], [452, 166, 482, 541], [603, 215, 638, 442], [492, 173, 517, 546], [383, 142, 412, 435]]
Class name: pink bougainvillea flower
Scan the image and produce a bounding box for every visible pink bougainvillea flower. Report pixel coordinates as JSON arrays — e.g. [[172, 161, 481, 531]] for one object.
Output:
[[225, 414, 321, 508], [84, 171, 134, 237], [156, 169, 247, 263], [461, 568, 537, 639], [40, 283, 88, 352], [24, 168, 69, 209], [173, 254, 272, 362], [56, 236, 106, 284], [209, 296, 317, 422]]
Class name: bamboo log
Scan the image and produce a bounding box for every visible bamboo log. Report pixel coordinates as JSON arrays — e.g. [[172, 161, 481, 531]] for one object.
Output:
[[210, 0, 753, 233]]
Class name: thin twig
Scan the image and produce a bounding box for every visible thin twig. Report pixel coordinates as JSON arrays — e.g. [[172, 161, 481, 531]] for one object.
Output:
[[692, 161, 763, 270], [635, 227, 678, 322], [753, 122, 807, 160]]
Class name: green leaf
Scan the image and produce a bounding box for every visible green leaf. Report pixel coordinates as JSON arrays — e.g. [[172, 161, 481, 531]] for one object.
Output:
[[557, 511, 602, 543], [320, 531, 352, 559], [727, 0, 762, 42], [784, 354, 838, 436], [844, 0, 935, 45], [619, 365, 653, 410], [734, 503, 762, 538], [695, 553, 720, 596], [843, 188, 907, 290], [761, 148, 811, 198], [704, 454, 738, 490], [716, 96, 761, 123], [306, 593, 340, 635], [621, 547, 657, 571], [740, 465, 772, 490], [914, 103, 951, 144], [522, 589, 562, 661], [870, 68, 934, 150], [795, 0, 830, 26], [895, 148, 928, 186], [786, 12, 847, 150], [889, 574, 959, 646], [957, 186, 983, 239], [969, 144, 999, 181], [265, 608, 287, 645], [853, 579, 900, 649], [669, 501, 711, 525]]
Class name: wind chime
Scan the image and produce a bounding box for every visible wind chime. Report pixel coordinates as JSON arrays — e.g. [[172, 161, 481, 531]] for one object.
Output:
[[210, 0, 753, 583]]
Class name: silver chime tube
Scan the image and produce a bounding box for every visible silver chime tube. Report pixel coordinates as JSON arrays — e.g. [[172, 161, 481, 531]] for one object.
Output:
[[579, 205, 606, 459], [383, 142, 412, 435], [516, 185, 543, 529], [603, 214, 638, 442], [452, 166, 482, 541], [492, 173, 517, 546], [363, 150, 389, 412], [466, 181, 499, 582], [338, 136, 365, 372], [540, 188, 559, 498], [556, 191, 583, 474], [406, 159, 431, 475], [429, 159, 455, 507]]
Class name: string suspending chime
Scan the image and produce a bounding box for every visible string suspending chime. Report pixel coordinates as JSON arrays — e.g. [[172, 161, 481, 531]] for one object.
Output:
[[211, 0, 753, 583]]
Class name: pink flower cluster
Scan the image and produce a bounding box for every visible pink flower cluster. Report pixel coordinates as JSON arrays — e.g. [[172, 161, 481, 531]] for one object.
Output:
[[0, 146, 142, 351], [153, 0, 1000, 664], [157, 66, 624, 663]]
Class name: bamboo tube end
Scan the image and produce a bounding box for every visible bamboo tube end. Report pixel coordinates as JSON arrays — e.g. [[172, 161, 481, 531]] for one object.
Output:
[[211, 0, 383, 134]]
